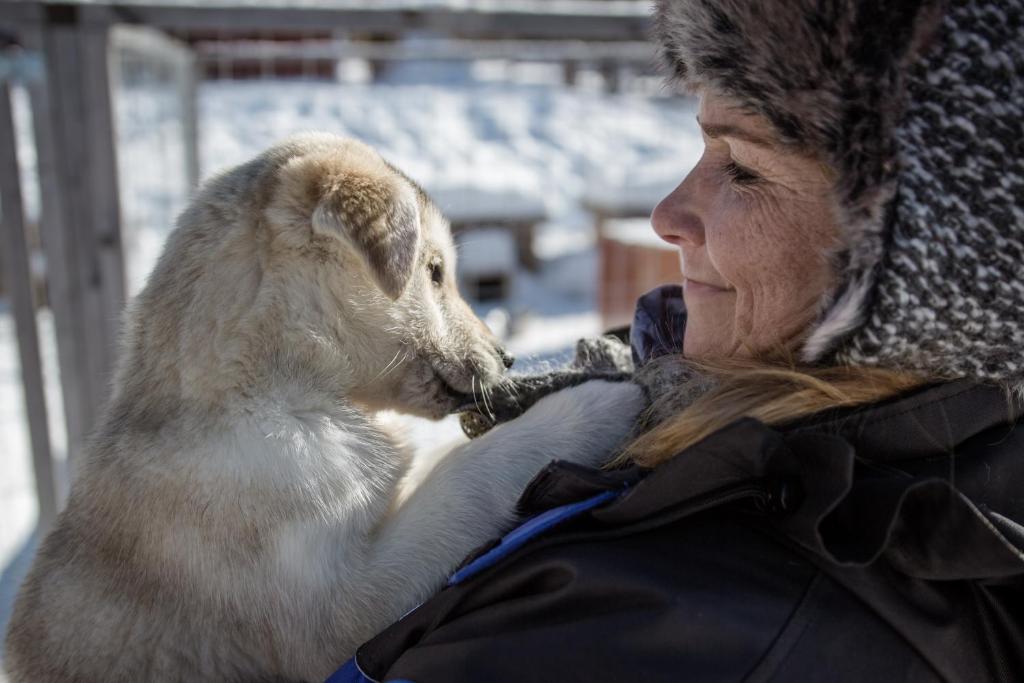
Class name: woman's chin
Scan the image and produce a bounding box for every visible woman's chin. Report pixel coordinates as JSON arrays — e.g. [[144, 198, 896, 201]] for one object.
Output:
[[681, 316, 736, 360], [681, 332, 715, 360]]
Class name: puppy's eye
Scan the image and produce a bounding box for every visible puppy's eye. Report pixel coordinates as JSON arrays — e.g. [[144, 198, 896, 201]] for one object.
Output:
[[429, 260, 444, 286]]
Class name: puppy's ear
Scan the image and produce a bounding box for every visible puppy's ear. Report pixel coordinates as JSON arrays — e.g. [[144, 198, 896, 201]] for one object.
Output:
[[312, 172, 421, 300]]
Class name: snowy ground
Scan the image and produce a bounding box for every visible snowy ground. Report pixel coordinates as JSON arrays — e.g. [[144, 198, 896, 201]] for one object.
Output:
[[0, 76, 701, 666]]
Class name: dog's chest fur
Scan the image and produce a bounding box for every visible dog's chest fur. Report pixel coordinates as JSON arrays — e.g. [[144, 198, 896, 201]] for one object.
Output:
[[16, 394, 408, 680]]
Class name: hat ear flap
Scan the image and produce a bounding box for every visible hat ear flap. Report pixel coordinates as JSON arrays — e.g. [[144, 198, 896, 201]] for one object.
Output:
[[313, 178, 421, 301]]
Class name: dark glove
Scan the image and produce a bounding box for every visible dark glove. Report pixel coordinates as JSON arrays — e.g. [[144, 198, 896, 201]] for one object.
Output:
[[455, 336, 635, 438]]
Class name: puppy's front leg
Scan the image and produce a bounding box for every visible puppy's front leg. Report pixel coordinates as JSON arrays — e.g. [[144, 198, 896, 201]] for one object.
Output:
[[352, 381, 644, 640]]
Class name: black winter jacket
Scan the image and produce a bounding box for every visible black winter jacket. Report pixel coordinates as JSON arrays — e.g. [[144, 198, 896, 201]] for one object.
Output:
[[332, 380, 1024, 682]]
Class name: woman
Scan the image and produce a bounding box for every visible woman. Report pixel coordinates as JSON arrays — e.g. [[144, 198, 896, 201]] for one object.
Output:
[[330, 0, 1024, 680]]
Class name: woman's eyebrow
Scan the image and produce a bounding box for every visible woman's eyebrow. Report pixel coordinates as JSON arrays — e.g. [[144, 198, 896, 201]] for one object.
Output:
[[696, 117, 775, 148]]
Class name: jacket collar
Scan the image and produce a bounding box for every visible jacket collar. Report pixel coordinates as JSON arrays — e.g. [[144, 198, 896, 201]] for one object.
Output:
[[784, 379, 1024, 461], [519, 379, 1023, 518], [520, 379, 1024, 580]]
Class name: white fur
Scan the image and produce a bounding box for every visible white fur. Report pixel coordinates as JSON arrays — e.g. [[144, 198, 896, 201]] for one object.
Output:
[[800, 271, 873, 363], [4, 135, 646, 683]]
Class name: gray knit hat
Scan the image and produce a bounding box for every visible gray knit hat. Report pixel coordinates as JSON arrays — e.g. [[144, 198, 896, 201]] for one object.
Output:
[[655, 0, 1024, 384]]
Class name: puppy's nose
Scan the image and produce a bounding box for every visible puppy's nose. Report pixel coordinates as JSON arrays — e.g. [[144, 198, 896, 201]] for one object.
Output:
[[497, 346, 515, 370]]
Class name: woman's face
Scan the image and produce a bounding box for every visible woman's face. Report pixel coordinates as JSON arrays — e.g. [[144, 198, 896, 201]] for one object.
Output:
[[651, 92, 841, 359]]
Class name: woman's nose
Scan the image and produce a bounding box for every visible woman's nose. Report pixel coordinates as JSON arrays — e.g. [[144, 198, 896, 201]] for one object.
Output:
[[651, 178, 705, 248]]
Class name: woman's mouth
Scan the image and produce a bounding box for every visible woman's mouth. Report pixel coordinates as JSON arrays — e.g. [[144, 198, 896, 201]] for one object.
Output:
[[683, 277, 732, 295]]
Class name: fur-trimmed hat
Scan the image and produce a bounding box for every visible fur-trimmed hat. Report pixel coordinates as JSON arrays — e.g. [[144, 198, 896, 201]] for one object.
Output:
[[655, 0, 1024, 384]]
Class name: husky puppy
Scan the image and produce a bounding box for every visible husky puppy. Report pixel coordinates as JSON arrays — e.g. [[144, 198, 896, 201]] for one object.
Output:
[[4, 135, 643, 682]]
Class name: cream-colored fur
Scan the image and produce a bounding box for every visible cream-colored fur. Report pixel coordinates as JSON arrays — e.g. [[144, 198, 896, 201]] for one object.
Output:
[[3, 134, 643, 683]]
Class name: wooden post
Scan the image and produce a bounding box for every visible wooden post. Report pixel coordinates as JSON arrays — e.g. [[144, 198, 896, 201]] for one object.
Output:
[[80, 8, 126, 378], [600, 60, 621, 94], [0, 81, 59, 531], [23, 4, 125, 471], [562, 60, 578, 87], [112, 25, 201, 189]]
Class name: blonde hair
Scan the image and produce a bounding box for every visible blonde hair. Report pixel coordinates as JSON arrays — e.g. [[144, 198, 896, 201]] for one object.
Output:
[[621, 358, 925, 468]]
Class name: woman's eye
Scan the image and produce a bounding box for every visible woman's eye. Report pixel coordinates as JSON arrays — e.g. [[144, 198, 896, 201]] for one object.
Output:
[[430, 261, 444, 286], [723, 160, 761, 185]]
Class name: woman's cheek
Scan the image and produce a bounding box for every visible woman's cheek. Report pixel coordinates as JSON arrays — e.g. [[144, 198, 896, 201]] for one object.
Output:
[[706, 201, 769, 291], [709, 198, 811, 348]]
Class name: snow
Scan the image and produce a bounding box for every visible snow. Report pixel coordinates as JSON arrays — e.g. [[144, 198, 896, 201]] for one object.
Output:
[[198, 81, 697, 206], [0, 73, 701, 660]]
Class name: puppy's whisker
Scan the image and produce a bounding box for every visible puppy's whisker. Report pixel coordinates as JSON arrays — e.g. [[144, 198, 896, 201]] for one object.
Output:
[[381, 351, 411, 381], [480, 378, 495, 421], [472, 376, 483, 416], [379, 349, 412, 382], [371, 349, 405, 383], [502, 376, 522, 399], [494, 376, 520, 408]]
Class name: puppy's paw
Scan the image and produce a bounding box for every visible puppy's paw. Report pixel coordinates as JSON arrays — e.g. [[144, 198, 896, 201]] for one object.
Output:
[[517, 379, 646, 469]]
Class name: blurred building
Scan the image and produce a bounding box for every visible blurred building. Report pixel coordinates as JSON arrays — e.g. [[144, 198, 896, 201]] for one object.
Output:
[[598, 218, 679, 329]]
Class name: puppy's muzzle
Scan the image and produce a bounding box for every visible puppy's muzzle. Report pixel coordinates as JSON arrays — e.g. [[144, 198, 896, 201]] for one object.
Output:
[[496, 346, 515, 370]]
